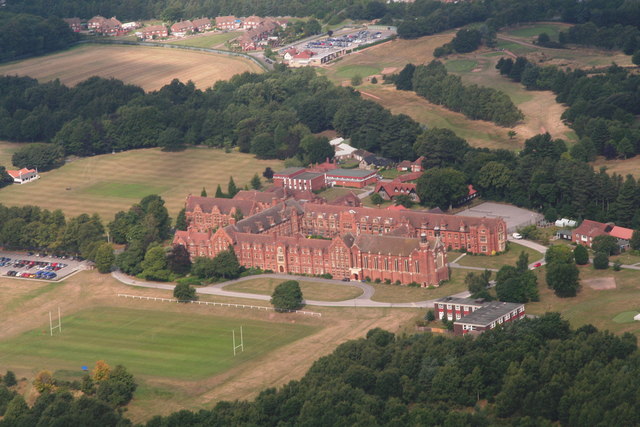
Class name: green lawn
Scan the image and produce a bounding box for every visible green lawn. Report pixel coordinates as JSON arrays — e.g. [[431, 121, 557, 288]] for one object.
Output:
[[505, 24, 566, 41], [495, 40, 536, 55], [0, 306, 317, 380], [167, 32, 241, 49], [613, 311, 639, 324], [335, 65, 382, 79], [445, 59, 478, 73], [455, 242, 544, 270], [317, 186, 364, 202], [370, 267, 468, 303], [224, 278, 363, 301], [0, 145, 283, 220], [82, 182, 170, 199]]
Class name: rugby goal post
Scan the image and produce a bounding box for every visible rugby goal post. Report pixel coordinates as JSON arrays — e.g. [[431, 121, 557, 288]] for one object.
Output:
[[50, 306, 62, 336], [232, 326, 244, 356]]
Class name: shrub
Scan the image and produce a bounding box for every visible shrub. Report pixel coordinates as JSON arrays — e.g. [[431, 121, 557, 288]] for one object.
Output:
[[426, 310, 436, 321], [174, 282, 198, 302], [612, 260, 622, 271], [573, 245, 589, 265], [271, 280, 303, 312], [384, 279, 391, 285], [2, 371, 16, 388], [593, 252, 609, 269]]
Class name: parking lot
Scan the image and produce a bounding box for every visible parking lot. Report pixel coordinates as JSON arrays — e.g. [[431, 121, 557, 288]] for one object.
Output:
[[455, 202, 544, 233], [0, 251, 88, 281]]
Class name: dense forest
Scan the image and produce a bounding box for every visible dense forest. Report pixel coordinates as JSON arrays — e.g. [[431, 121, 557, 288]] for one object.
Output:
[[141, 315, 640, 426], [495, 59, 640, 160], [0, 12, 78, 62], [0, 70, 420, 162], [391, 60, 523, 127]]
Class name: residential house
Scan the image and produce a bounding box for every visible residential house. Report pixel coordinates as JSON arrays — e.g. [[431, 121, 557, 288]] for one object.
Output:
[[216, 16, 241, 30], [556, 229, 572, 240], [171, 20, 194, 37], [374, 180, 420, 202], [572, 220, 611, 247], [88, 16, 124, 36], [352, 149, 374, 162], [63, 18, 83, 32], [359, 154, 393, 170], [192, 18, 213, 32], [397, 156, 424, 172], [7, 168, 39, 184], [139, 25, 168, 39], [243, 16, 263, 29], [609, 226, 634, 250], [121, 21, 141, 30], [334, 143, 357, 160]]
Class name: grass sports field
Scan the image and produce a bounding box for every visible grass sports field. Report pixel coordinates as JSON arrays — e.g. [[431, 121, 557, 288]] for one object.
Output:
[[167, 31, 241, 49], [0, 306, 316, 380], [0, 44, 262, 91], [0, 144, 283, 220]]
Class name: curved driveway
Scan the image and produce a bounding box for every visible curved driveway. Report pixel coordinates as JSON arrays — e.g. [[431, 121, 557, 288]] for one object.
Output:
[[111, 271, 470, 309]]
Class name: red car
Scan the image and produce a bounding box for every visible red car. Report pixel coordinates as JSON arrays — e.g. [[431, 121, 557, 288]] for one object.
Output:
[[533, 262, 542, 268]]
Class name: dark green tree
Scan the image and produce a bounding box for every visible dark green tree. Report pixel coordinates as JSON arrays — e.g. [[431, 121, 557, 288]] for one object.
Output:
[[211, 248, 241, 279], [215, 184, 225, 198], [191, 257, 216, 279], [139, 245, 170, 281], [3, 371, 17, 387], [630, 230, 640, 250], [12, 143, 65, 171], [200, 187, 207, 197], [592, 235, 620, 256], [271, 280, 303, 312], [465, 270, 493, 300], [394, 194, 414, 208], [573, 245, 589, 265], [94, 243, 115, 274], [96, 365, 137, 407], [263, 167, 274, 180], [416, 168, 467, 210], [516, 251, 529, 272], [250, 173, 262, 190], [545, 245, 574, 265], [227, 176, 239, 198], [546, 262, 580, 297], [593, 251, 610, 269], [166, 245, 191, 275], [413, 128, 469, 168], [370, 193, 384, 205], [173, 281, 197, 301], [175, 208, 187, 231], [0, 166, 13, 188]]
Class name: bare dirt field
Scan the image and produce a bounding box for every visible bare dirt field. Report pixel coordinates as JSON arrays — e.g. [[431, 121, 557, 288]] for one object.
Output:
[[583, 277, 617, 290], [0, 44, 263, 91]]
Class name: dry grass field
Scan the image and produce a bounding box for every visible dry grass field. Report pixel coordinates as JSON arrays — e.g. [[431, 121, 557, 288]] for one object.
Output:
[[0, 270, 422, 422], [224, 278, 364, 301], [592, 156, 640, 178], [0, 140, 23, 167], [0, 44, 263, 91], [0, 144, 283, 220]]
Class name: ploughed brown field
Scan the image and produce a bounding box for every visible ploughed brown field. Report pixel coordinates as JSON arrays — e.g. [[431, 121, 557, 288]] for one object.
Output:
[[0, 44, 263, 91]]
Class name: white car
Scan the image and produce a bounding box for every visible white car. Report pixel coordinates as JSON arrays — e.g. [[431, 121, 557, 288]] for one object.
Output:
[[512, 233, 523, 239]]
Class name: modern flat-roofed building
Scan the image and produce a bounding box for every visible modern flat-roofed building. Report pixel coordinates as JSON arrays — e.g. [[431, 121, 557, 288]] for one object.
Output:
[[325, 168, 379, 188], [435, 297, 525, 335]]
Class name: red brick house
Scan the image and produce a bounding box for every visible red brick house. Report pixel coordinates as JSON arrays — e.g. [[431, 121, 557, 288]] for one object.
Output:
[[63, 18, 83, 32], [88, 16, 125, 36], [374, 180, 420, 202], [435, 297, 525, 335], [572, 220, 611, 247], [139, 25, 168, 39], [184, 195, 265, 232], [171, 20, 194, 37], [192, 18, 213, 32], [243, 15, 262, 29], [216, 16, 241, 30], [397, 156, 425, 172]]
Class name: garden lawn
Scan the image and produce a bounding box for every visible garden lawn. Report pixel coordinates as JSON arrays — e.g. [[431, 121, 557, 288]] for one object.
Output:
[[335, 65, 382, 79], [505, 23, 569, 41], [445, 59, 478, 73], [370, 267, 468, 303], [224, 278, 364, 301], [0, 306, 317, 380], [454, 242, 544, 270]]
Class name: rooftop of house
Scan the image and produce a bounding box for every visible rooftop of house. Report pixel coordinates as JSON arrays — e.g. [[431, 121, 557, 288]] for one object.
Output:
[[573, 219, 611, 237], [7, 168, 36, 178], [455, 301, 524, 327], [171, 20, 194, 30], [354, 234, 440, 256], [435, 296, 486, 307], [274, 167, 305, 176], [325, 168, 378, 179], [610, 225, 634, 240], [192, 18, 211, 26]]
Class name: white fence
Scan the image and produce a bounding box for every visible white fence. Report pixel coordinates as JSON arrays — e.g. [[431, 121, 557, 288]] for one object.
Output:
[[117, 293, 322, 317]]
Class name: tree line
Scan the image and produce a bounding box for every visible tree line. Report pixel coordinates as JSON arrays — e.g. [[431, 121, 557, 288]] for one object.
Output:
[[0, 69, 423, 173], [412, 130, 640, 229], [0, 12, 78, 63], [496, 58, 640, 160], [390, 61, 523, 127], [143, 314, 640, 426]]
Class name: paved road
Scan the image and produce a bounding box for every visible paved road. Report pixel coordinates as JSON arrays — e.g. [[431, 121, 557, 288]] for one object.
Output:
[[111, 270, 470, 308]]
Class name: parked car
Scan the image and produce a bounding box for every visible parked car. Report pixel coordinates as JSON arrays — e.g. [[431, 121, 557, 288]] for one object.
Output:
[[512, 233, 523, 239], [533, 262, 542, 268]]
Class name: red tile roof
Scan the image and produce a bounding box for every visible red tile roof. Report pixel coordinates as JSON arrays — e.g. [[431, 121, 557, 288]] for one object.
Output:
[[7, 168, 35, 178], [573, 220, 610, 239], [396, 171, 422, 182], [609, 226, 633, 240]]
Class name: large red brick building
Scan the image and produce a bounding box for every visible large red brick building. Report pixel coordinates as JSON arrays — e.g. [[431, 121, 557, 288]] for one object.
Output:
[[173, 189, 508, 285], [435, 296, 526, 335]]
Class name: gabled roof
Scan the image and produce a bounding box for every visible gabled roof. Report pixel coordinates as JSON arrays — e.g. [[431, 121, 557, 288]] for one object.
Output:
[[7, 168, 36, 178], [375, 181, 417, 197], [192, 18, 212, 27], [573, 219, 610, 238], [142, 25, 167, 33], [396, 171, 422, 182], [185, 195, 256, 216], [609, 226, 633, 240], [171, 20, 193, 31], [231, 200, 303, 234]]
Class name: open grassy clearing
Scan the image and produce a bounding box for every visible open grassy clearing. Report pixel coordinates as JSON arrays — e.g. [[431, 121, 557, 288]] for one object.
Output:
[[527, 267, 640, 335], [0, 145, 283, 220], [316, 186, 364, 202], [335, 64, 382, 79], [0, 140, 25, 167], [445, 59, 478, 73], [0, 44, 262, 91], [0, 269, 422, 422], [505, 23, 569, 40], [369, 267, 468, 303], [360, 85, 522, 150], [323, 31, 455, 83], [454, 242, 544, 269], [592, 155, 640, 179], [0, 306, 316, 380], [167, 31, 241, 49], [224, 278, 364, 301]]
